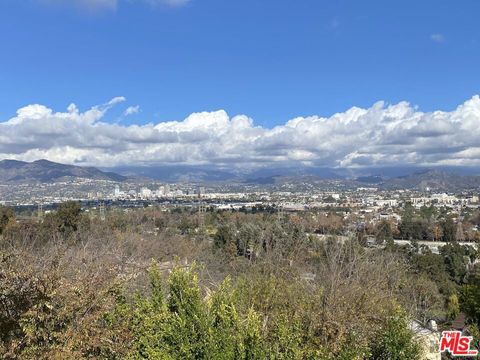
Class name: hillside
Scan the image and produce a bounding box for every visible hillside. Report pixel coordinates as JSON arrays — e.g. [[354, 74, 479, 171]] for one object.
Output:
[[380, 169, 480, 191], [0, 159, 126, 183]]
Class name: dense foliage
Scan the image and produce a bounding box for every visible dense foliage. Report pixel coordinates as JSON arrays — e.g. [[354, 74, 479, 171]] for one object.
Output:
[[0, 202, 479, 358]]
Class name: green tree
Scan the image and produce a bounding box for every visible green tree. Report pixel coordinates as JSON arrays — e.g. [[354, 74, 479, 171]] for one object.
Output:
[[440, 243, 470, 284], [237, 223, 261, 256], [128, 264, 266, 359], [370, 311, 421, 360], [55, 201, 82, 235], [446, 293, 460, 321], [441, 217, 456, 242], [460, 280, 480, 326], [213, 223, 237, 256], [375, 219, 393, 244], [0, 206, 15, 236]]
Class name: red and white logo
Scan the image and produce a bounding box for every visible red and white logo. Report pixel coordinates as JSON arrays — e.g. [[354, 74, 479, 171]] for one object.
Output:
[[439, 331, 478, 357]]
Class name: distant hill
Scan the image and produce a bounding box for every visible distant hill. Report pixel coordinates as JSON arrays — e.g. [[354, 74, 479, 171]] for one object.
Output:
[[380, 169, 480, 191], [3, 160, 480, 191], [109, 164, 350, 183], [0, 159, 126, 183], [110, 165, 238, 183], [355, 175, 385, 184], [242, 170, 480, 192]]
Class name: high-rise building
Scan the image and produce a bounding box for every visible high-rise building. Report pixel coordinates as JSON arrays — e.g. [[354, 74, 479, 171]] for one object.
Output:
[[140, 187, 152, 199], [157, 186, 165, 197]]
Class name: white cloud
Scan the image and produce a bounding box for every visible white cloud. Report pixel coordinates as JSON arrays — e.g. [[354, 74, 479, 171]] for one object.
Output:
[[124, 105, 140, 116], [106, 96, 126, 106], [2, 96, 480, 169], [431, 33, 445, 43]]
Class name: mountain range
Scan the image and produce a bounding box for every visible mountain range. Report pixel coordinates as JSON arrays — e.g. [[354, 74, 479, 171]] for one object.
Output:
[[1, 159, 480, 192], [0, 159, 126, 183], [377, 169, 480, 192], [236, 170, 480, 192]]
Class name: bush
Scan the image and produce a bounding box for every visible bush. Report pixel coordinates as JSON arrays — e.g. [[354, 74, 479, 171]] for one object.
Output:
[[369, 310, 421, 360]]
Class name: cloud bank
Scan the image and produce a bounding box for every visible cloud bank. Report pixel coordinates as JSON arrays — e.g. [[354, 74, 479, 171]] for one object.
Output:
[[2, 96, 480, 170]]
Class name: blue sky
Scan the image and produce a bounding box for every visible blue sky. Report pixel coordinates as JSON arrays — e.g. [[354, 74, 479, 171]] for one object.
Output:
[[1, 0, 479, 127], [1, 0, 480, 170]]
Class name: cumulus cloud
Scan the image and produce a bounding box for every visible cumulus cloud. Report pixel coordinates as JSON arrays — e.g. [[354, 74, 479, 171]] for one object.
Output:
[[2, 96, 480, 170], [124, 105, 140, 116]]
